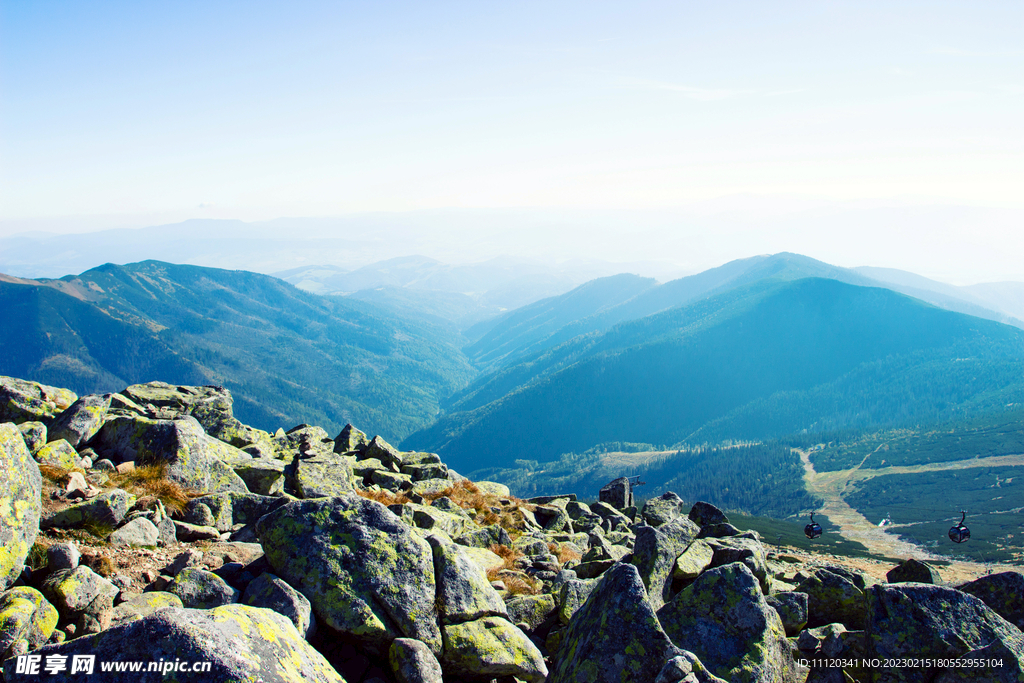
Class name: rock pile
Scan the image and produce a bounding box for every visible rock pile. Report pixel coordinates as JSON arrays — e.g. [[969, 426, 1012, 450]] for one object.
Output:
[[1, 375, 1023, 682]]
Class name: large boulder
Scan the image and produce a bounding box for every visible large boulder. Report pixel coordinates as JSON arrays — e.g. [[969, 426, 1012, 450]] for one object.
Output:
[[598, 477, 633, 510], [865, 582, 1024, 682], [641, 492, 688, 527], [167, 568, 238, 609], [119, 382, 267, 448], [688, 500, 729, 527], [256, 495, 442, 655], [93, 416, 248, 493], [2, 603, 344, 682], [390, 637, 443, 683], [440, 616, 547, 683], [0, 587, 58, 660], [958, 571, 1024, 630], [0, 377, 76, 425], [0, 423, 41, 589], [42, 489, 132, 532], [886, 558, 941, 584], [631, 516, 700, 610], [34, 439, 78, 468], [426, 535, 507, 625], [333, 423, 369, 454], [291, 453, 355, 498], [797, 568, 867, 630], [706, 535, 771, 593], [47, 394, 111, 448], [110, 592, 183, 626], [550, 563, 684, 683], [657, 562, 795, 683], [242, 573, 315, 639], [39, 566, 118, 623]]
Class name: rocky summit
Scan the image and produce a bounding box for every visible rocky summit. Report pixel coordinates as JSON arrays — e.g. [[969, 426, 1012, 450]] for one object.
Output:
[[1, 374, 1023, 682]]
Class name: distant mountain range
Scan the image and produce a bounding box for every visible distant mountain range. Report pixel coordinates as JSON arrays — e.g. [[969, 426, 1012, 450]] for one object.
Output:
[[0, 261, 474, 440], [405, 272, 1024, 474]]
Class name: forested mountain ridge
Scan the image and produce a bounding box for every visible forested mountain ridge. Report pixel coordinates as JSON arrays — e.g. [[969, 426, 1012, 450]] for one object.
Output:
[[404, 277, 1024, 474], [0, 261, 474, 439]]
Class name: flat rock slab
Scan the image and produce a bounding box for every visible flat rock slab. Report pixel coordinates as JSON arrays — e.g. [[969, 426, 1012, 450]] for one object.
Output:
[[0, 423, 41, 590]]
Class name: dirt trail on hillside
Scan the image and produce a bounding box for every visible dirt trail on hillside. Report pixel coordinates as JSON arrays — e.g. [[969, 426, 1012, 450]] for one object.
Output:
[[799, 447, 1024, 575]]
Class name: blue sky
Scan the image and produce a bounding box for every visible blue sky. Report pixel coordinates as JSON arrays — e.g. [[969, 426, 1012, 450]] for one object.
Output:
[[1, 1, 1022, 281]]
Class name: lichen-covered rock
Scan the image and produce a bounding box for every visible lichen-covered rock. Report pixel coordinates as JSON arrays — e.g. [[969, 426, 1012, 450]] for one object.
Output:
[[632, 516, 701, 610], [958, 571, 1024, 631], [426, 534, 507, 625], [932, 635, 1024, 683], [400, 462, 449, 482], [657, 562, 795, 683], [389, 637, 443, 683], [441, 616, 547, 683], [398, 503, 472, 538], [550, 563, 683, 683], [92, 415, 248, 493], [673, 539, 714, 580], [34, 438, 79, 468], [456, 524, 512, 549], [2, 603, 345, 682], [363, 435, 404, 469], [242, 573, 315, 639], [641, 491, 689, 527], [47, 394, 111, 448], [688, 500, 729, 527], [334, 423, 369, 454], [16, 422, 46, 454], [292, 452, 355, 498], [886, 558, 941, 584], [766, 591, 809, 637], [866, 582, 1024, 682], [110, 592, 183, 626], [370, 469, 412, 492], [706, 535, 771, 594], [558, 578, 598, 625], [0, 423, 41, 590], [167, 568, 238, 609], [599, 477, 633, 510], [505, 593, 557, 632], [42, 489, 132, 532], [797, 568, 866, 630], [0, 377, 76, 425], [473, 481, 510, 497], [39, 566, 118, 622], [232, 457, 286, 495], [256, 495, 442, 655], [109, 517, 159, 547], [0, 587, 58, 660]]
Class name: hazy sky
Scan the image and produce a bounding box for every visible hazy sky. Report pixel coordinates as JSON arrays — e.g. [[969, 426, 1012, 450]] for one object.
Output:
[[1, 1, 1022, 282]]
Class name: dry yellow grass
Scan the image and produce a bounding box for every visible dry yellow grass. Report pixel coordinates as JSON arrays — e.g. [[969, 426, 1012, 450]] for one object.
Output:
[[356, 488, 412, 506], [424, 480, 535, 537], [548, 542, 582, 567], [485, 544, 541, 595], [107, 464, 200, 516], [37, 463, 84, 485]]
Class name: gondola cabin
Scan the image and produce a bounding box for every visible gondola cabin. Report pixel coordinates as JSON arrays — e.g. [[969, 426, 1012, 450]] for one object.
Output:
[[804, 512, 823, 540], [948, 511, 970, 544]]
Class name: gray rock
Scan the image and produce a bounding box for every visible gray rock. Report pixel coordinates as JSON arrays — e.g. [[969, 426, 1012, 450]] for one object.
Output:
[[15, 422, 47, 454], [173, 520, 222, 541], [109, 518, 160, 547], [291, 452, 355, 498], [550, 563, 683, 683], [371, 469, 412, 492], [165, 549, 204, 577], [505, 593, 557, 632], [2, 604, 344, 682], [598, 477, 634, 510], [958, 571, 1024, 630], [866, 582, 1024, 683], [687, 500, 729, 527], [440, 616, 547, 683], [242, 572, 315, 639], [657, 562, 795, 683], [0, 376, 77, 425], [426, 534, 507, 625], [42, 489, 132, 532], [558, 578, 598, 625], [705, 535, 771, 593], [40, 566, 118, 623], [641, 491, 688, 527], [672, 539, 714, 580], [766, 591, 809, 636], [232, 457, 286, 495], [400, 462, 449, 481], [364, 435, 404, 469], [334, 423, 369, 454], [389, 637, 444, 683], [65, 471, 89, 498], [256, 494, 442, 655], [92, 415, 248, 493], [34, 439, 79, 469], [886, 558, 941, 584], [0, 423, 42, 589], [46, 543, 81, 571], [110, 592, 183, 626], [631, 516, 701, 610], [167, 567, 238, 609], [0, 587, 58, 660], [797, 568, 866, 630], [47, 394, 111, 448]]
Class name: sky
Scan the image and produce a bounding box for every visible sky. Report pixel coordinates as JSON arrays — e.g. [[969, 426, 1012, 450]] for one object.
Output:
[[1, 1, 1022, 283]]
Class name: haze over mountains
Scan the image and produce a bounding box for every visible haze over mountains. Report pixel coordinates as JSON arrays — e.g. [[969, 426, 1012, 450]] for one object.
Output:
[[2, 251, 1023, 487]]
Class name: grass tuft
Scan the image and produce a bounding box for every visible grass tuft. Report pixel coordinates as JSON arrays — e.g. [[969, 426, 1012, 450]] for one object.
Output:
[[356, 489, 412, 506], [107, 463, 200, 515]]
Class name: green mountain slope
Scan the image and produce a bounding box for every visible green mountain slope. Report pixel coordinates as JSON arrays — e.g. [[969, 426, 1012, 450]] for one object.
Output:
[[0, 261, 475, 439], [403, 278, 1024, 474]]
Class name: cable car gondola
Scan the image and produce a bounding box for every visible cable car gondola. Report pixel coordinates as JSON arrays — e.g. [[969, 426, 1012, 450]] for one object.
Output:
[[948, 510, 970, 544], [804, 512, 823, 540]]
